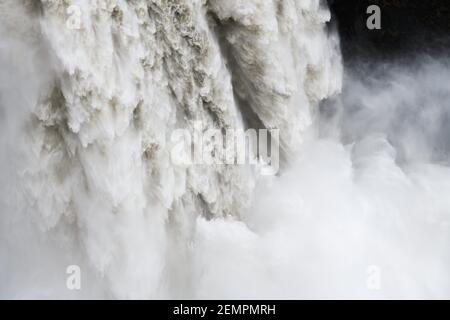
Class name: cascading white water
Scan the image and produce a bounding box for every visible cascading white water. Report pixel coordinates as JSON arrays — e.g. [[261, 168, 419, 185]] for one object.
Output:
[[0, 0, 449, 299]]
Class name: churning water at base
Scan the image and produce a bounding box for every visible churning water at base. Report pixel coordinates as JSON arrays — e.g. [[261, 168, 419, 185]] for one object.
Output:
[[0, 0, 449, 299]]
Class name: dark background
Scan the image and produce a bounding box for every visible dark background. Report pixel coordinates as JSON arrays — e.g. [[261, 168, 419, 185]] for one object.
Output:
[[327, 0, 450, 62]]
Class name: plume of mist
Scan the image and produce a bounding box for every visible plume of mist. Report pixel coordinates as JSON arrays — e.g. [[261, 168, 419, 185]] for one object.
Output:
[[190, 57, 450, 299]]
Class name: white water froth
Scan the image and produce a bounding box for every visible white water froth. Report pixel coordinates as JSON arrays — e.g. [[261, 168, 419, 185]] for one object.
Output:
[[0, 0, 449, 299]]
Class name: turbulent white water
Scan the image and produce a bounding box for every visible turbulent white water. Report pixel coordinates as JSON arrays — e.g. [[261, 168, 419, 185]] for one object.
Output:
[[0, 0, 449, 299]]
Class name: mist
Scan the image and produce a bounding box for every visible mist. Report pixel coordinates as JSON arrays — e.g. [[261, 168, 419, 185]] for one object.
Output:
[[192, 57, 450, 299]]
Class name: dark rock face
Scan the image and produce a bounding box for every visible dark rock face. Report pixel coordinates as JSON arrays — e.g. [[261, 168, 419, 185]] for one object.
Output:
[[327, 0, 450, 62]]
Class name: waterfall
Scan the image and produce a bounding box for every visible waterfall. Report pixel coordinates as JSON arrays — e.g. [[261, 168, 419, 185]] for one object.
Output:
[[1, 0, 449, 299]]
